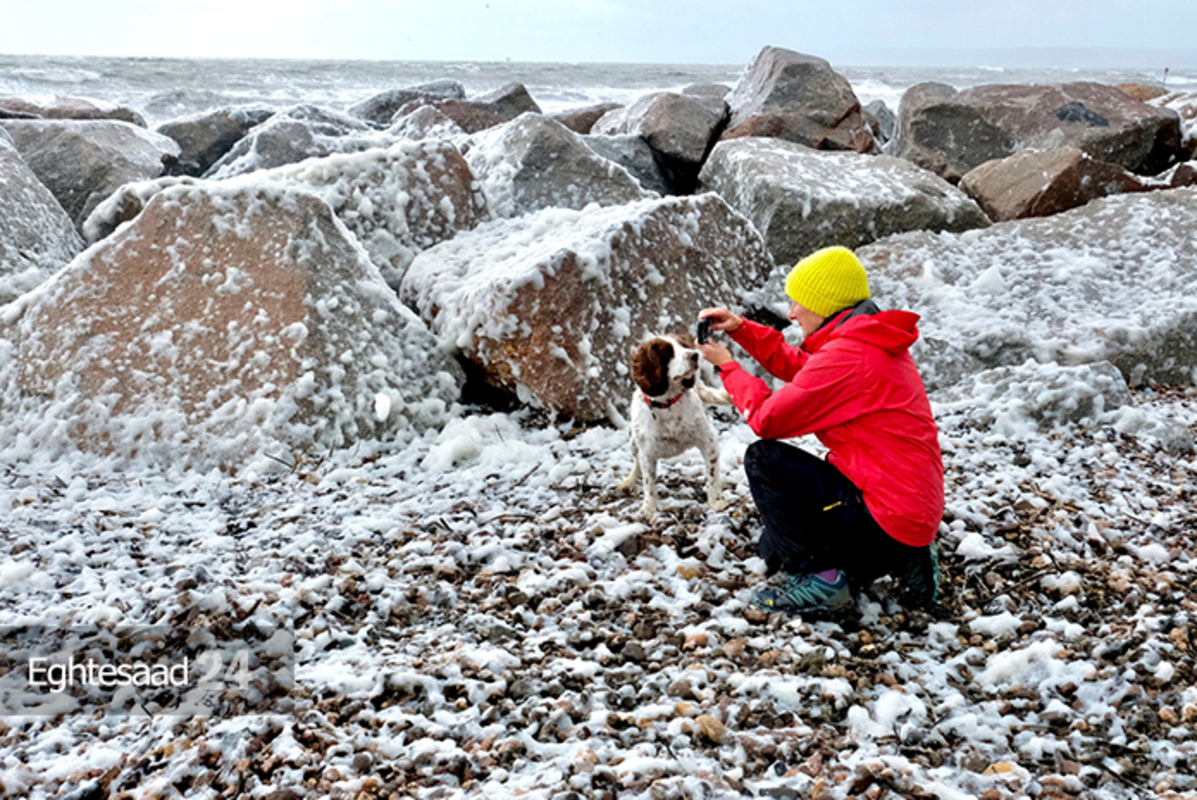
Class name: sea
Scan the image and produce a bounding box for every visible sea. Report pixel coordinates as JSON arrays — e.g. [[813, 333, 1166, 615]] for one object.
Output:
[[2, 54, 1194, 127]]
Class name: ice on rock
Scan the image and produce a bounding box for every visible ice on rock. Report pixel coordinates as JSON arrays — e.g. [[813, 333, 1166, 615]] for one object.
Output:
[[0, 180, 462, 471]]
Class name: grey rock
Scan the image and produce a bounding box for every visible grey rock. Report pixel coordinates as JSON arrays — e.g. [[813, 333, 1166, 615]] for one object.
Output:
[[386, 106, 468, 142], [864, 99, 897, 146], [582, 133, 672, 196], [592, 91, 727, 193], [549, 102, 623, 135], [347, 80, 465, 126], [203, 104, 386, 179], [0, 119, 180, 230], [0, 135, 85, 304], [155, 105, 276, 176], [701, 137, 989, 269], [465, 113, 650, 218], [393, 82, 542, 134], [0, 94, 146, 126]]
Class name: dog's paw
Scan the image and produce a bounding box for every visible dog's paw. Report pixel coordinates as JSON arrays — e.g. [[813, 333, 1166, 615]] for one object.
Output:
[[640, 498, 658, 518], [617, 475, 638, 493], [707, 495, 728, 512]]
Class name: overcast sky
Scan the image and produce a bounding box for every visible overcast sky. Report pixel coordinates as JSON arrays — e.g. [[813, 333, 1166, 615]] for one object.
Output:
[[1, 0, 1194, 66]]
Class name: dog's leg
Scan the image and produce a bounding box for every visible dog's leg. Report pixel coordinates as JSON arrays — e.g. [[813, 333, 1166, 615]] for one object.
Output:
[[698, 428, 726, 511], [618, 438, 641, 493], [640, 451, 659, 518]]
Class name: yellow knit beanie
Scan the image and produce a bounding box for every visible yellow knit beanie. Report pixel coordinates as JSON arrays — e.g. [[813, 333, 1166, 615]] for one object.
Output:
[[784, 246, 871, 318]]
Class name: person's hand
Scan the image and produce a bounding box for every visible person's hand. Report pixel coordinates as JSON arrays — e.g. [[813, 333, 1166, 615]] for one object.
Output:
[[697, 341, 733, 367], [699, 307, 744, 333]]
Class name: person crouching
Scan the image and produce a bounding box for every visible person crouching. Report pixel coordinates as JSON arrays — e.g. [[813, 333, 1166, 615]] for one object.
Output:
[[696, 246, 944, 615]]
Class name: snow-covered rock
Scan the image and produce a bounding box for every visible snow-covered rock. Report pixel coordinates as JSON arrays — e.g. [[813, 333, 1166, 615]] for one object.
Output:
[[0, 181, 463, 470], [0, 119, 181, 229], [385, 105, 468, 143], [347, 80, 465, 127], [155, 104, 276, 176], [722, 46, 875, 154], [81, 141, 487, 289], [465, 113, 651, 218], [202, 105, 390, 179], [701, 137, 989, 268], [401, 194, 772, 422], [592, 92, 728, 193], [859, 188, 1197, 388], [959, 147, 1148, 221], [1150, 90, 1197, 156], [0, 135, 84, 305], [893, 82, 1184, 183]]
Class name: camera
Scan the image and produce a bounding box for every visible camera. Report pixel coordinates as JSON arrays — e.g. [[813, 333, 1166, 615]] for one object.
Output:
[[696, 317, 712, 344]]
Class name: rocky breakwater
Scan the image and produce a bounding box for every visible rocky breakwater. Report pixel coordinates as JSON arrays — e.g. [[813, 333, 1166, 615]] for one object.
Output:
[[855, 188, 1197, 402], [0, 181, 463, 471], [400, 194, 773, 423]]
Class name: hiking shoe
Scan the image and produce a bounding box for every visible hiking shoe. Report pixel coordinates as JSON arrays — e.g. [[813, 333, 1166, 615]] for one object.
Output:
[[752, 570, 852, 616], [900, 541, 940, 607]]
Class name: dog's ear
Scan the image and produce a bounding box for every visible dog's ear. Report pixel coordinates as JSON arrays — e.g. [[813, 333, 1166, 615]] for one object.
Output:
[[672, 331, 697, 349], [632, 338, 672, 397]]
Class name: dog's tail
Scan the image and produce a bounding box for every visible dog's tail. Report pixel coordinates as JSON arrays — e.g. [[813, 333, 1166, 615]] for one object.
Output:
[[696, 384, 734, 406]]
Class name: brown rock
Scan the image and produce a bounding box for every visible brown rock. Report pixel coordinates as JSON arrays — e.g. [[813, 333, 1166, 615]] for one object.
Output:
[[0, 94, 146, 126], [722, 46, 874, 154], [4, 182, 461, 467], [395, 82, 541, 134], [960, 147, 1147, 221], [1118, 83, 1168, 102], [894, 81, 1182, 182], [550, 102, 623, 135], [400, 194, 770, 422]]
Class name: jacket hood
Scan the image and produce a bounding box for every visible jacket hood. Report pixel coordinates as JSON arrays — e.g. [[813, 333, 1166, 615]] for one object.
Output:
[[806, 308, 920, 355]]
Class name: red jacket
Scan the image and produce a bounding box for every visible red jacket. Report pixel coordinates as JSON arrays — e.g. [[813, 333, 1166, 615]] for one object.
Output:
[[719, 311, 944, 547]]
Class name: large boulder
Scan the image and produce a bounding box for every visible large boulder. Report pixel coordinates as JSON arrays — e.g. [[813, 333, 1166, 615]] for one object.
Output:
[[858, 188, 1197, 389], [0, 95, 147, 127], [893, 81, 1183, 183], [0, 136, 84, 305], [393, 83, 541, 134], [582, 134, 673, 196], [700, 137, 989, 268], [0, 182, 463, 469], [400, 194, 773, 422], [959, 147, 1147, 221], [592, 92, 728, 193], [0, 119, 180, 230], [81, 140, 488, 290], [721, 46, 875, 154], [465, 113, 651, 218], [155, 105, 277, 176], [347, 80, 466, 127], [203, 105, 388, 179]]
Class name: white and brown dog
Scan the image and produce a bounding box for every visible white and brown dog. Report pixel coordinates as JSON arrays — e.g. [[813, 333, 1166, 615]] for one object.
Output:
[[619, 333, 732, 517]]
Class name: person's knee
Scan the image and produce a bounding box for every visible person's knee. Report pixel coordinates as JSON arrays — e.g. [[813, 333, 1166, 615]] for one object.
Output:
[[744, 439, 782, 479]]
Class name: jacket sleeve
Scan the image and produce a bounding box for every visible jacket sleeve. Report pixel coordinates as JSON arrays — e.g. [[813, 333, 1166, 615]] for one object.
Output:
[[718, 341, 865, 440], [728, 319, 807, 382]]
